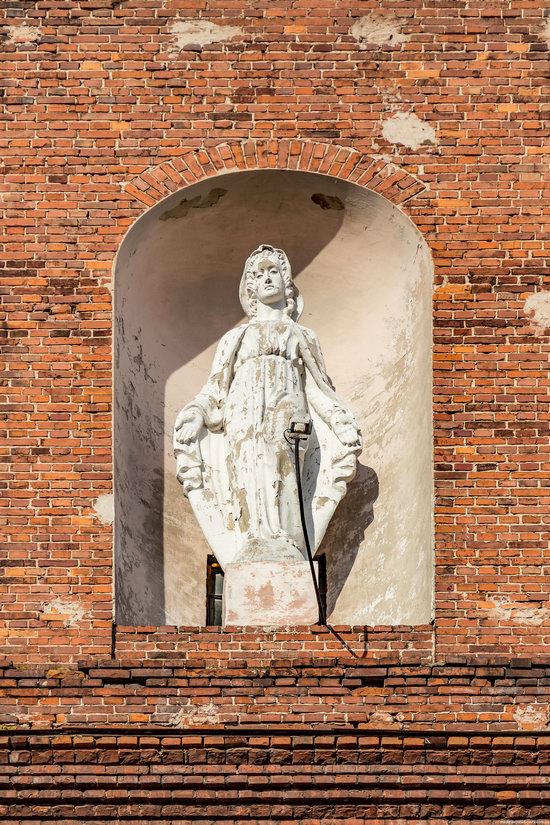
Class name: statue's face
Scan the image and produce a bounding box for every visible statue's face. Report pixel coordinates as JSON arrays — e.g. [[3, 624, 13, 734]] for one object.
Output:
[[254, 259, 285, 305]]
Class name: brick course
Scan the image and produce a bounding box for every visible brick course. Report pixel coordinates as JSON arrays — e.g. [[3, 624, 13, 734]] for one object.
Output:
[[2, 648, 550, 730]]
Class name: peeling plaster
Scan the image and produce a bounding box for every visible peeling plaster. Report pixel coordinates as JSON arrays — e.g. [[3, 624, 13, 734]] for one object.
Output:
[[368, 709, 404, 726], [539, 18, 550, 49], [168, 701, 220, 727], [350, 13, 409, 49], [382, 112, 437, 150], [167, 20, 243, 55], [94, 493, 114, 525], [41, 598, 87, 627], [524, 291, 550, 333], [514, 704, 549, 730], [486, 597, 550, 626], [4, 24, 41, 45]]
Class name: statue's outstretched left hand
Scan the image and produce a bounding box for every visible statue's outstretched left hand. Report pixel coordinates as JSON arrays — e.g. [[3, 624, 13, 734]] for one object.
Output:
[[174, 408, 204, 445]]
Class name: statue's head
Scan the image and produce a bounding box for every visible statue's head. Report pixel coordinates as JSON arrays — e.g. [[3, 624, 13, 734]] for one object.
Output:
[[240, 245, 302, 320]]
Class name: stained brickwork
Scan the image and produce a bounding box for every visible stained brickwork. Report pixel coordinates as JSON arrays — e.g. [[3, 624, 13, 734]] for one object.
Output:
[[2, 649, 550, 729], [1, 0, 549, 818], [2, 729, 550, 822]]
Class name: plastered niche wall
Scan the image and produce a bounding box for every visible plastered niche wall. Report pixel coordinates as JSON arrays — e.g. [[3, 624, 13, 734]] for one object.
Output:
[[114, 170, 434, 626]]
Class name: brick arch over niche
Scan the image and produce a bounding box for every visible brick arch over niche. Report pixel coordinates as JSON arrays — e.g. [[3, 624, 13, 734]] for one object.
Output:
[[122, 140, 428, 211], [115, 141, 433, 627]]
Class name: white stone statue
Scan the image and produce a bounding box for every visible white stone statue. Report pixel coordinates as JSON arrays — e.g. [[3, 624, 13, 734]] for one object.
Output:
[[174, 244, 361, 624]]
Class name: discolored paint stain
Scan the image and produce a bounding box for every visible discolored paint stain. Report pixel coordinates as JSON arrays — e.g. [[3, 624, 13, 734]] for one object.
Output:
[[237, 489, 250, 533], [244, 581, 276, 610], [311, 193, 345, 211], [160, 188, 227, 221]]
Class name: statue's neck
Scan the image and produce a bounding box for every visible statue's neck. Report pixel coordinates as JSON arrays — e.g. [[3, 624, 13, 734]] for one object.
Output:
[[255, 302, 287, 322]]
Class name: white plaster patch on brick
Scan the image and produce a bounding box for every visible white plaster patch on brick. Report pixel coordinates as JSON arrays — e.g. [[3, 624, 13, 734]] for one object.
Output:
[[167, 20, 243, 55], [169, 701, 220, 727], [539, 18, 550, 48], [350, 13, 409, 49], [514, 704, 549, 730], [5, 24, 41, 45], [100, 273, 113, 294], [367, 709, 405, 726], [382, 112, 437, 150], [486, 597, 550, 626], [524, 291, 550, 333], [94, 493, 114, 525], [41, 598, 87, 627]]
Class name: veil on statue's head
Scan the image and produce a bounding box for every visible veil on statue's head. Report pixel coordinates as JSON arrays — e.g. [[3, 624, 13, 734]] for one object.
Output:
[[239, 243, 304, 321]]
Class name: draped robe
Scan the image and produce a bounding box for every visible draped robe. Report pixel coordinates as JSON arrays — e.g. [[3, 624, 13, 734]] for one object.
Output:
[[174, 318, 361, 568]]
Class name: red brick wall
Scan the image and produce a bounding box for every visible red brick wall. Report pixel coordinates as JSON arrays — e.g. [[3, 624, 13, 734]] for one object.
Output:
[[1, 0, 549, 681]]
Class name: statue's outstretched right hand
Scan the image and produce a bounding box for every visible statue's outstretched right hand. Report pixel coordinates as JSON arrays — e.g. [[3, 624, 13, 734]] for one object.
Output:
[[174, 408, 204, 445]]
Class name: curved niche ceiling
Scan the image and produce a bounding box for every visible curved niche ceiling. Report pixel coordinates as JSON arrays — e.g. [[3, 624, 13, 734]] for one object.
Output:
[[114, 169, 434, 626]]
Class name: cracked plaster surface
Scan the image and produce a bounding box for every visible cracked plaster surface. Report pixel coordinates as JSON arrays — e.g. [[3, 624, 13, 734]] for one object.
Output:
[[4, 24, 41, 45], [41, 598, 87, 627], [167, 19, 243, 54], [382, 112, 437, 150], [94, 493, 115, 525], [524, 291, 550, 333]]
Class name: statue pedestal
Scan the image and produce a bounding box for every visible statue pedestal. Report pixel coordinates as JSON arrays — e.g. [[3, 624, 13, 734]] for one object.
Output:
[[222, 540, 319, 627]]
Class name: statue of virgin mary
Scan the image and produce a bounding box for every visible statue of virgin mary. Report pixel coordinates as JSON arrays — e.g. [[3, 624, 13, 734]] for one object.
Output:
[[173, 244, 362, 570]]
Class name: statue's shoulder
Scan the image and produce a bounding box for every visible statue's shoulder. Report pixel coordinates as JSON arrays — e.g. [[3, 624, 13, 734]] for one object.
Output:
[[296, 324, 321, 346], [210, 324, 248, 363]]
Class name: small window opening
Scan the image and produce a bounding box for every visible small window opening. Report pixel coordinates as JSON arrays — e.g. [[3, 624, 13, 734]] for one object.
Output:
[[206, 556, 224, 626]]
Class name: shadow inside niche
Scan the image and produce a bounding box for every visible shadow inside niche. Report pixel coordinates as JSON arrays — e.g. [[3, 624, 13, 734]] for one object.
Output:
[[319, 461, 379, 618]]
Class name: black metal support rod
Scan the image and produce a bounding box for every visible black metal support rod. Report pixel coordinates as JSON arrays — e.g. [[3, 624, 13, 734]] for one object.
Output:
[[111, 620, 117, 660], [293, 438, 327, 626]]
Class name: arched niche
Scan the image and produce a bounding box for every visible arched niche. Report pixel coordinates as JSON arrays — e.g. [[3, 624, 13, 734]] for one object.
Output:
[[114, 169, 434, 626]]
